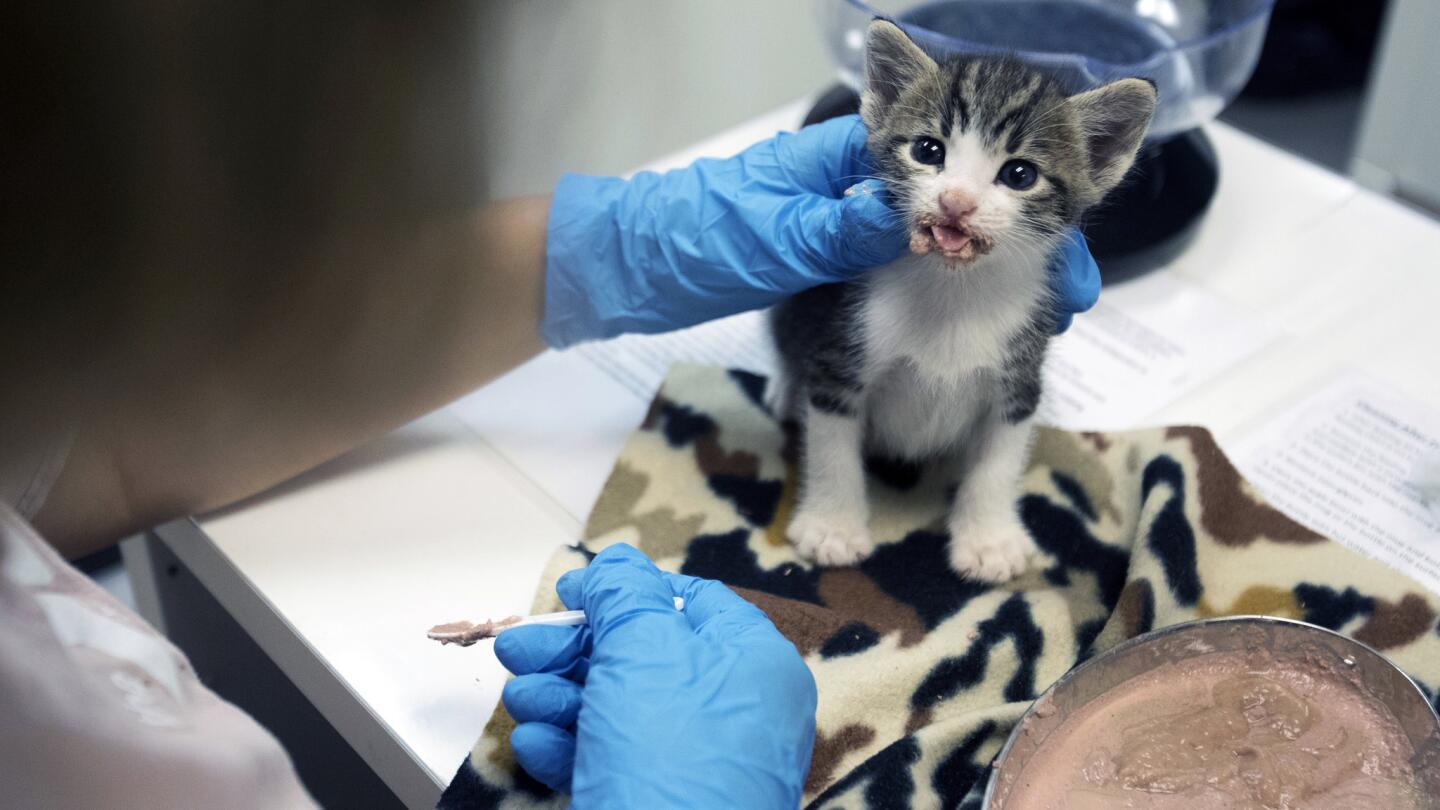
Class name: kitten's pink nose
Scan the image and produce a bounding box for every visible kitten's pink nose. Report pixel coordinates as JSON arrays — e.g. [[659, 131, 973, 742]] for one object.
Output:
[[938, 189, 977, 221]]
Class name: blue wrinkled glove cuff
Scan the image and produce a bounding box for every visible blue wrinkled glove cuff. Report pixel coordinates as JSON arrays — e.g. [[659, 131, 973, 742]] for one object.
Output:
[[542, 173, 630, 349]]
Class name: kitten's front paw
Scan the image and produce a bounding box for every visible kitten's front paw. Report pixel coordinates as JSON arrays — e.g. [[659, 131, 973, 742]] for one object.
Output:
[[948, 518, 1036, 583], [788, 511, 874, 567]]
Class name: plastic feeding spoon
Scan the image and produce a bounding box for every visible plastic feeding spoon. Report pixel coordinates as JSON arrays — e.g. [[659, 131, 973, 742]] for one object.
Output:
[[426, 596, 687, 647]]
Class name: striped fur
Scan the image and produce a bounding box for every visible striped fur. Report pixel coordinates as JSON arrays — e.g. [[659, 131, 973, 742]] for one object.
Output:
[[770, 20, 1154, 582]]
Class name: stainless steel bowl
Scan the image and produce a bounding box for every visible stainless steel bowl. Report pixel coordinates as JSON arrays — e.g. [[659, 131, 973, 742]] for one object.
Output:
[[983, 616, 1440, 808]]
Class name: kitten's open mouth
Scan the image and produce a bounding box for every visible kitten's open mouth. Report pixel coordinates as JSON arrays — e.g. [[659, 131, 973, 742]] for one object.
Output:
[[930, 223, 971, 253], [910, 215, 994, 264]]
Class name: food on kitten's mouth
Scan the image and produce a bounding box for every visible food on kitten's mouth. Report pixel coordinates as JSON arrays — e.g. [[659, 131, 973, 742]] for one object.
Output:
[[910, 214, 993, 262], [426, 615, 522, 646]]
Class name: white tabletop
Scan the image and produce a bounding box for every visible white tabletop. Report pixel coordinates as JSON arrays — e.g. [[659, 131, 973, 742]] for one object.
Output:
[[152, 98, 1440, 808]]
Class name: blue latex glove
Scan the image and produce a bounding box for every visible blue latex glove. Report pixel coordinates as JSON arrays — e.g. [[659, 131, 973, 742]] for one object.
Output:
[[1052, 227, 1101, 333], [542, 114, 1102, 347], [494, 544, 816, 808], [542, 114, 907, 347]]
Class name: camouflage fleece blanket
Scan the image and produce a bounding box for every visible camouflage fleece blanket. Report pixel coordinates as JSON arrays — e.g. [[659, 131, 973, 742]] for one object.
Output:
[[440, 364, 1440, 809]]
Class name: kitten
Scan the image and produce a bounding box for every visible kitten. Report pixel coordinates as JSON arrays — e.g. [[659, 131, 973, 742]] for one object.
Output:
[[770, 19, 1155, 582]]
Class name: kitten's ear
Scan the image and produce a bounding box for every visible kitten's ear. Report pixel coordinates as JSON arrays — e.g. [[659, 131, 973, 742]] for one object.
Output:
[[863, 19, 937, 111], [1069, 78, 1157, 194]]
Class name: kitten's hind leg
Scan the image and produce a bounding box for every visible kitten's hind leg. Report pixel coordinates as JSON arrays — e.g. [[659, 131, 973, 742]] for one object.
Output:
[[789, 401, 874, 566], [947, 416, 1038, 583]]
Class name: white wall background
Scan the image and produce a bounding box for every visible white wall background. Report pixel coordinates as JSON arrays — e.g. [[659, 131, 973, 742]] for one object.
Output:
[[1351, 0, 1440, 213], [473, 2, 835, 199]]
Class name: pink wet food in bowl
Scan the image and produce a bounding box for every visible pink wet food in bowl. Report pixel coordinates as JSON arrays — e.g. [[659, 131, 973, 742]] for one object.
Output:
[[985, 617, 1440, 809]]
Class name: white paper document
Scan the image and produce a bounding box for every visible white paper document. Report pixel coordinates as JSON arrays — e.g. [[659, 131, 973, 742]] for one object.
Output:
[[572, 274, 1274, 427], [1233, 376, 1440, 594], [1039, 274, 1274, 430], [572, 312, 775, 401], [451, 275, 1274, 520], [445, 312, 776, 522]]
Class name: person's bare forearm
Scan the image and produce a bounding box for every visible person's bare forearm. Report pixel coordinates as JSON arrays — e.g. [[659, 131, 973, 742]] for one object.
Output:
[[20, 2, 565, 556], [37, 198, 550, 558]]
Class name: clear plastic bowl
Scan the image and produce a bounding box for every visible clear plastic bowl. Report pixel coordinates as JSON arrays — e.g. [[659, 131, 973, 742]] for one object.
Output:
[[817, 0, 1276, 142]]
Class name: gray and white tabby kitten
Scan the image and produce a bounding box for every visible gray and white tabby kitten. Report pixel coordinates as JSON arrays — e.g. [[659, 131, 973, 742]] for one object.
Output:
[[771, 20, 1156, 582]]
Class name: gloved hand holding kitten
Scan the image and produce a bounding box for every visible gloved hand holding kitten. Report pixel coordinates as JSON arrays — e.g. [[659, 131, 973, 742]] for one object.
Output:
[[541, 114, 1100, 347]]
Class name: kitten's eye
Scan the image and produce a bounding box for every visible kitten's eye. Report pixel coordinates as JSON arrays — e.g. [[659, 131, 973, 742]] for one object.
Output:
[[910, 136, 946, 167], [997, 159, 1039, 190]]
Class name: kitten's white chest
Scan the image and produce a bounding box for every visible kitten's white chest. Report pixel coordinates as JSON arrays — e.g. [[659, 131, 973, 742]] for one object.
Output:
[[855, 256, 1047, 458], [860, 257, 1044, 384]]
